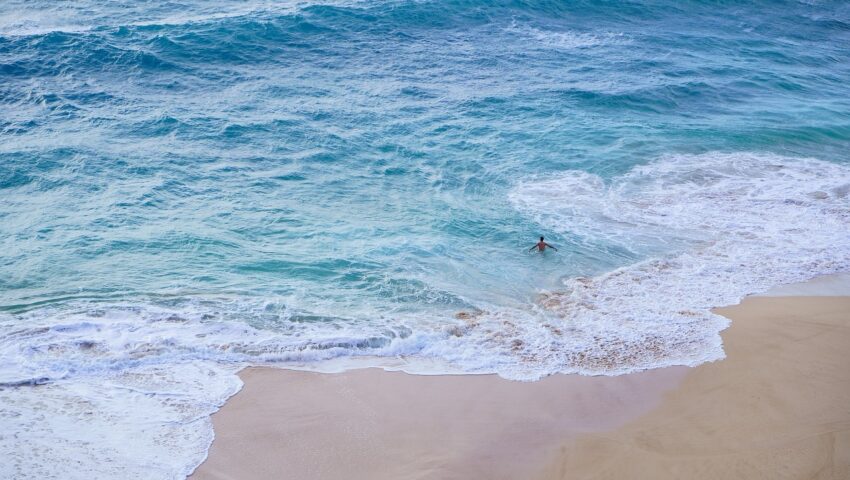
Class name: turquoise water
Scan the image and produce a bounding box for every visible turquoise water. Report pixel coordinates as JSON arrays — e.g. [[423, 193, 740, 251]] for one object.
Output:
[[2, 1, 850, 477], [3, 0, 848, 311]]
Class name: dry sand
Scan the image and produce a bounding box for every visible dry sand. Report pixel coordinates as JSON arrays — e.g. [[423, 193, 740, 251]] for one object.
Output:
[[191, 295, 850, 480], [536, 296, 850, 480]]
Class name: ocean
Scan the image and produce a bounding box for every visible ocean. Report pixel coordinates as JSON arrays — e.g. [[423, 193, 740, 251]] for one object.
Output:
[[2, 0, 849, 477]]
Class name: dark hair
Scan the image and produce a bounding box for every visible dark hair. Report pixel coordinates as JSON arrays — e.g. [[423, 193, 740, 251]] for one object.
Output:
[[540, 236, 544, 241]]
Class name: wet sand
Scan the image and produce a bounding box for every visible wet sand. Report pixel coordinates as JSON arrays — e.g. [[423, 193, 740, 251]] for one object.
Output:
[[191, 290, 850, 479], [190, 366, 686, 480]]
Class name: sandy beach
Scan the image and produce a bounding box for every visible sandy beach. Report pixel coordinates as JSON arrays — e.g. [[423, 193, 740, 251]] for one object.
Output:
[[192, 285, 850, 479]]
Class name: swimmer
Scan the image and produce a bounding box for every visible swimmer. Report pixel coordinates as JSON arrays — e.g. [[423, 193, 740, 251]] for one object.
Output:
[[529, 236, 557, 252]]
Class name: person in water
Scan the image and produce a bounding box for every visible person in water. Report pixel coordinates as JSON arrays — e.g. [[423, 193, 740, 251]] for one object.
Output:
[[529, 236, 557, 252]]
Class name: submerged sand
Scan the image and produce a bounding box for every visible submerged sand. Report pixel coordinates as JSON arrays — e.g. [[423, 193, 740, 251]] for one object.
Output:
[[191, 295, 850, 480]]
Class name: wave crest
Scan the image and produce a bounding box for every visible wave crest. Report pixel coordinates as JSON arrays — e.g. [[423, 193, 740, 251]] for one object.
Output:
[[508, 151, 850, 372]]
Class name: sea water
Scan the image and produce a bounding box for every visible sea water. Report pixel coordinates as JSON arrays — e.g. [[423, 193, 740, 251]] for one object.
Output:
[[2, 0, 849, 477]]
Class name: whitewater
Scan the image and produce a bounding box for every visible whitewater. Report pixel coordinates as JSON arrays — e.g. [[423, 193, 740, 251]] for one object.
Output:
[[2, 0, 849, 477]]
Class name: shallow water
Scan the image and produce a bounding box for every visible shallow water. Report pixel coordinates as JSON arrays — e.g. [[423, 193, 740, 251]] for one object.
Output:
[[2, 0, 850, 477]]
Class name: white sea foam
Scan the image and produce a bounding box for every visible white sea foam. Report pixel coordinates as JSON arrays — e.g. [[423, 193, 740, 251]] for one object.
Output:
[[507, 151, 850, 373], [0, 0, 371, 37], [0, 300, 430, 388], [505, 21, 629, 50], [0, 362, 241, 480], [0, 298, 457, 478]]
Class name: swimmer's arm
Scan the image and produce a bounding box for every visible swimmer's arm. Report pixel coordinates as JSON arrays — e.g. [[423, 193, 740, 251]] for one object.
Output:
[[545, 243, 558, 251], [529, 245, 538, 251]]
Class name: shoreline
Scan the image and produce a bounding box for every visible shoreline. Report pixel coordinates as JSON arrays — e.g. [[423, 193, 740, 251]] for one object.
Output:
[[191, 275, 850, 479]]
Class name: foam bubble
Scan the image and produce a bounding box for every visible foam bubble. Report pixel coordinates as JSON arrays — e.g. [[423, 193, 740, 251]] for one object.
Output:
[[505, 21, 629, 50], [507, 151, 850, 373], [0, 362, 241, 480]]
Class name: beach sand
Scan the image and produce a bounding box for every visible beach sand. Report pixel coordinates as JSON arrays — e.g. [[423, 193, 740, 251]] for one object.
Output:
[[191, 288, 850, 479], [535, 296, 850, 480]]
